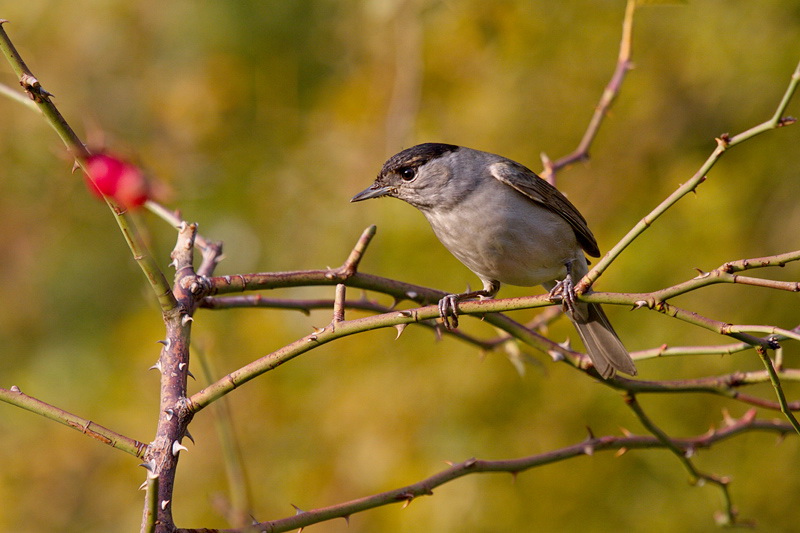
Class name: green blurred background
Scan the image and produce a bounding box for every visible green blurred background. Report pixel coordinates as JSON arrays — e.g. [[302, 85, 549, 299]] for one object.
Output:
[[1, 1, 799, 531]]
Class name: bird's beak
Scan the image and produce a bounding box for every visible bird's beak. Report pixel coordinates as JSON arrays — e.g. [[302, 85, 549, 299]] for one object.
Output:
[[350, 183, 395, 202]]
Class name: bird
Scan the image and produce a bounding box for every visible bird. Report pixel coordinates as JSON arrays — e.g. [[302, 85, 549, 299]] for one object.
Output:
[[350, 143, 637, 379]]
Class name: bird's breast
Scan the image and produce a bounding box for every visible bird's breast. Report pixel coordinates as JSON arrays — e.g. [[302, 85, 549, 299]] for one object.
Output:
[[421, 192, 583, 287]]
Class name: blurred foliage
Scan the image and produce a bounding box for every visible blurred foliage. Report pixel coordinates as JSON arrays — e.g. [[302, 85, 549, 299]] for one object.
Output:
[[1, 0, 799, 531]]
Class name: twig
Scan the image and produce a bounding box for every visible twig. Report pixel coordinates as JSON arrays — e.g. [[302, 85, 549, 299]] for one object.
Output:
[[0, 22, 177, 313], [540, 0, 637, 183], [580, 58, 800, 290], [199, 295, 495, 349], [625, 394, 746, 527], [141, 472, 159, 533], [754, 346, 800, 435], [608, 369, 800, 411], [0, 20, 88, 159], [0, 386, 148, 458], [332, 284, 347, 323], [195, 348, 254, 527]]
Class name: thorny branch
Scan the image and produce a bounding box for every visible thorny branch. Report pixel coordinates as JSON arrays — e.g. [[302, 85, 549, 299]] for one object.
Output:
[[175, 409, 790, 533], [0, 4, 799, 532]]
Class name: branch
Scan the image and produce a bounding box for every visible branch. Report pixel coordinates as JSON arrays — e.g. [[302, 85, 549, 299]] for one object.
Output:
[[176, 410, 789, 533], [540, 0, 636, 183], [580, 58, 800, 290], [0, 386, 148, 458], [754, 346, 800, 434], [0, 21, 177, 313], [625, 394, 748, 527], [607, 369, 800, 411]]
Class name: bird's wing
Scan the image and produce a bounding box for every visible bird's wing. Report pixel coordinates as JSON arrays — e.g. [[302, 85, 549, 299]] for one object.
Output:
[[489, 161, 600, 257]]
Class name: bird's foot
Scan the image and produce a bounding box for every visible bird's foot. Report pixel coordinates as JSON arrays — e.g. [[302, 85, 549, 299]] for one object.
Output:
[[438, 294, 461, 330], [548, 273, 577, 316]]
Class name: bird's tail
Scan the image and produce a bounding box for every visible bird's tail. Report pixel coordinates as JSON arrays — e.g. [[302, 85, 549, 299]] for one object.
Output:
[[571, 302, 637, 379]]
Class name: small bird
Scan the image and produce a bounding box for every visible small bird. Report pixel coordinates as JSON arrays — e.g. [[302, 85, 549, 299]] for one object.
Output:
[[351, 143, 637, 379]]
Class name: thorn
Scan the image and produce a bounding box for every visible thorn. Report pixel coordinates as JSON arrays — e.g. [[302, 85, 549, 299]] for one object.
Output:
[[693, 268, 710, 279], [187, 369, 196, 380], [741, 408, 757, 424], [181, 314, 193, 326], [547, 339, 571, 362], [156, 339, 169, 346], [394, 323, 407, 339], [172, 440, 189, 456], [585, 426, 595, 440], [149, 361, 163, 372], [139, 459, 156, 472], [632, 300, 649, 310], [509, 471, 518, 483], [721, 408, 735, 427], [615, 447, 628, 457], [10, 385, 21, 393], [547, 348, 564, 363], [161, 500, 170, 511], [684, 446, 695, 458], [444, 460, 454, 466], [168, 259, 179, 269], [397, 310, 413, 318], [164, 408, 174, 421], [583, 443, 595, 456], [405, 291, 418, 300], [138, 480, 148, 491], [178, 362, 187, 371], [291, 504, 305, 515], [312, 326, 326, 335], [401, 497, 414, 509], [619, 426, 632, 437], [342, 514, 351, 525], [184, 429, 195, 444]]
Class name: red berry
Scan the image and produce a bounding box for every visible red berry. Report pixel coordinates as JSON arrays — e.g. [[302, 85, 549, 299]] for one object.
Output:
[[84, 153, 149, 208]]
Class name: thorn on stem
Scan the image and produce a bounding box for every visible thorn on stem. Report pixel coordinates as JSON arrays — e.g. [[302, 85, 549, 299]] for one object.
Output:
[[172, 440, 189, 456]]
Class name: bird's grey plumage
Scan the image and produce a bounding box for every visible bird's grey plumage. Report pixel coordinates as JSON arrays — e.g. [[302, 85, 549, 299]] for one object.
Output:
[[351, 143, 636, 379]]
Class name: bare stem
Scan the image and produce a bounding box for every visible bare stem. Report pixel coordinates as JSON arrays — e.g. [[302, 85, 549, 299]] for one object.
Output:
[[754, 346, 800, 435], [0, 22, 177, 312], [0, 386, 148, 457], [541, 0, 636, 183]]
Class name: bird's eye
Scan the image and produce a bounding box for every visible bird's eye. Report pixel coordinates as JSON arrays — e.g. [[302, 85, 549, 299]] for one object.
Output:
[[399, 167, 416, 181]]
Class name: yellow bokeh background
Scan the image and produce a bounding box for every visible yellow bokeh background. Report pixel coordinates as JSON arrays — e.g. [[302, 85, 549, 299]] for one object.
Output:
[[1, 1, 799, 531]]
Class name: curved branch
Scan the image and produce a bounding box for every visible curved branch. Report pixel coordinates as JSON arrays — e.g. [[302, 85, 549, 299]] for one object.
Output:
[[176, 411, 790, 533]]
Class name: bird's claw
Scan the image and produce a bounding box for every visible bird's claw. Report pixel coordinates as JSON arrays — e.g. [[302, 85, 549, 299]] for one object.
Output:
[[438, 294, 460, 330], [548, 273, 576, 316]]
